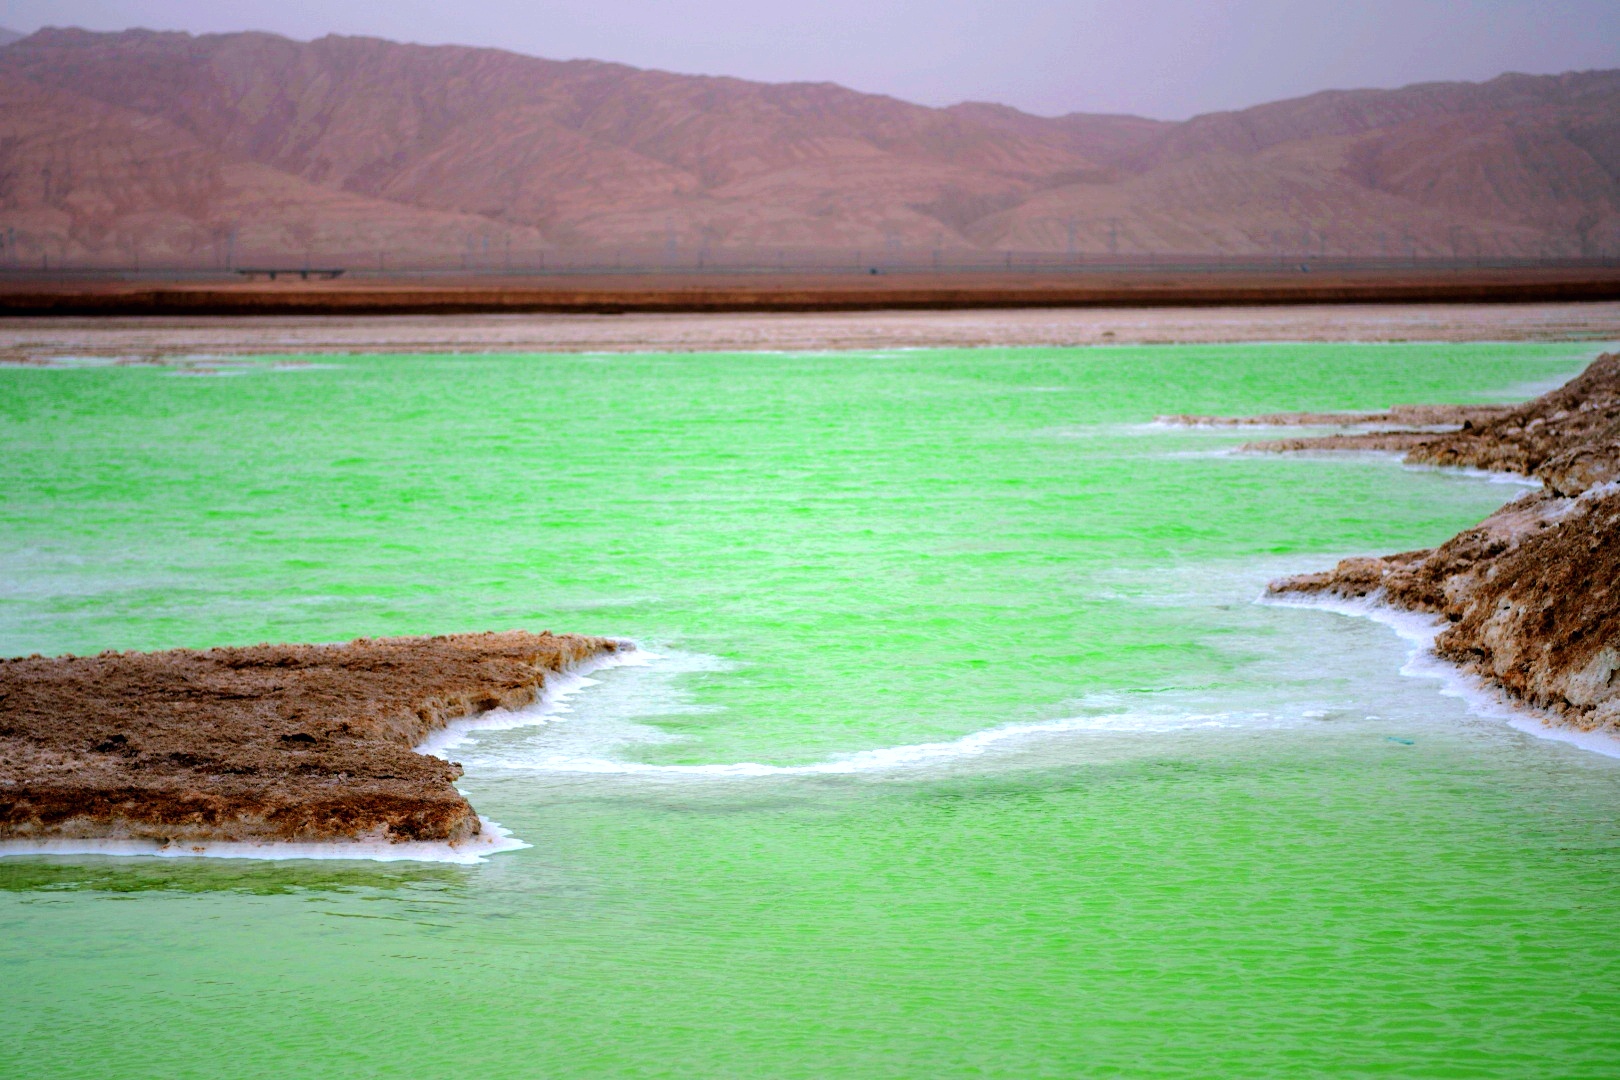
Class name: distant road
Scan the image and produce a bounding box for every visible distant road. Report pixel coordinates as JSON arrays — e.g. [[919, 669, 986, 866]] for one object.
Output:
[[3, 268, 1620, 317]]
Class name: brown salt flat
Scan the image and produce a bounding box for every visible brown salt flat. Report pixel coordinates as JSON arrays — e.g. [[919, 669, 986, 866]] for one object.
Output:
[[0, 631, 624, 845], [1260, 353, 1620, 735]]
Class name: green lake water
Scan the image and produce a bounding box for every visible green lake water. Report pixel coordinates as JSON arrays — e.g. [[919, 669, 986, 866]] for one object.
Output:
[[3, 342, 1619, 1078]]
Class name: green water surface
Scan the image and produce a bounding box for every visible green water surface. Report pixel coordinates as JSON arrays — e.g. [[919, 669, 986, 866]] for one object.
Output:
[[2, 342, 1618, 1078]]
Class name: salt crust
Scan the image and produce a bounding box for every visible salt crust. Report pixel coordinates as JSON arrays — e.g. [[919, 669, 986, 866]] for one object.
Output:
[[1260, 592, 1620, 760], [0, 645, 651, 864]]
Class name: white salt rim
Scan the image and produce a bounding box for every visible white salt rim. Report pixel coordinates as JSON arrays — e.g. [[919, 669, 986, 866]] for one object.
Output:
[[1260, 591, 1620, 759], [0, 816, 527, 864]]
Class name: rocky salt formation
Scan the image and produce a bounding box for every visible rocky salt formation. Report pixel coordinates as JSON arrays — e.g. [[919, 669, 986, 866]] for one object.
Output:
[[0, 631, 625, 846], [1211, 353, 1620, 735]]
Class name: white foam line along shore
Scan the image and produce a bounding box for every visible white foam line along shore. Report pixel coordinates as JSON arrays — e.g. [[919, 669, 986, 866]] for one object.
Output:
[[415, 643, 655, 758], [0, 817, 529, 864], [1227, 448, 1547, 487], [1399, 462, 1543, 486], [486, 711, 1259, 778], [1259, 591, 1620, 759]]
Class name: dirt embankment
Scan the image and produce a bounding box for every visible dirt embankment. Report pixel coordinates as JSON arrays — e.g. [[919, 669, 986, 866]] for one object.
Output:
[[1182, 353, 1619, 734], [4, 268, 1620, 318], [0, 631, 624, 845]]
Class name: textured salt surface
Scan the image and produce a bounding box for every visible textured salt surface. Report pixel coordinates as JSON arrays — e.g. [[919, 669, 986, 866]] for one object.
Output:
[[0, 635, 633, 860]]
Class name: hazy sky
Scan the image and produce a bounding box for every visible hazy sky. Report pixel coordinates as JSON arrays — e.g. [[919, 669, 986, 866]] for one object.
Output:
[[3, 0, 1618, 119]]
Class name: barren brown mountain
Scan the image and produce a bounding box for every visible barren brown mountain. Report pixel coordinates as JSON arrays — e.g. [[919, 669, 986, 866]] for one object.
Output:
[[1, 26, 1616, 266]]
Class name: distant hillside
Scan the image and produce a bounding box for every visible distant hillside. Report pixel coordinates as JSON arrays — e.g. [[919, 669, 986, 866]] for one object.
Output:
[[0, 28, 23, 47], [0, 27, 1616, 266]]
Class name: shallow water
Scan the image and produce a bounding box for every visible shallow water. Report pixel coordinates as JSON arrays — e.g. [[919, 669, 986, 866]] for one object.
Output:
[[3, 342, 1620, 1078]]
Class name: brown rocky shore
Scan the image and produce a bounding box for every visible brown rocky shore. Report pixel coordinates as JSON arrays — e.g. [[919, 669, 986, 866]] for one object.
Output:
[[1169, 353, 1620, 737], [0, 631, 625, 847]]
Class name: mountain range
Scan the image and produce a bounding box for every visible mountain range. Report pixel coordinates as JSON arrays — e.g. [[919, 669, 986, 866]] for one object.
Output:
[[1, 26, 1616, 266]]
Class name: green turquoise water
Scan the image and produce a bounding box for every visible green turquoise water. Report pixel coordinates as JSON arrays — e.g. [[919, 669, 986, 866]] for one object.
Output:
[[3, 342, 1619, 1078]]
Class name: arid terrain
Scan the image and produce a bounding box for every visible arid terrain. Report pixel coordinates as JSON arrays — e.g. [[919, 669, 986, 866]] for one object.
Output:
[[0, 26, 1616, 265], [0, 632, 625, 845]]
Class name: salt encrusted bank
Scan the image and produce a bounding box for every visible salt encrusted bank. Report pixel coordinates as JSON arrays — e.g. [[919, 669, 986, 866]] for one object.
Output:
[[1173, 353, 1620, 736], [0, 631, 627, 848]]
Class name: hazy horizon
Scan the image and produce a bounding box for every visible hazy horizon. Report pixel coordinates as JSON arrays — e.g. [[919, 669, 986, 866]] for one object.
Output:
[[3, 0, 1618, 120]]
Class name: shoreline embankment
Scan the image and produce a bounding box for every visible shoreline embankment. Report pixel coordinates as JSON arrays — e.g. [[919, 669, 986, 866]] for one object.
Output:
[[1170, 353, 1620, 739], [3, 268, 1620, 318], [0, 631, 628, 851]]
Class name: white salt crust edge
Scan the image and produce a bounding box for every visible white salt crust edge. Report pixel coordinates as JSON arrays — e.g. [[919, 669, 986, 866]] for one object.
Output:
[[0, 816, 527, 865], [0, 643, 650, 864], [493, 708, 1254, 779], [413, 644, 654, 758], [1146, 439, 1548, 489], [1259, 592, 1620, 760]]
